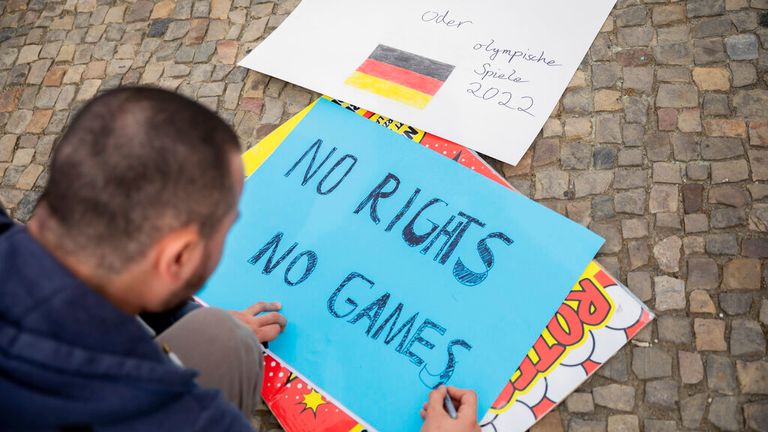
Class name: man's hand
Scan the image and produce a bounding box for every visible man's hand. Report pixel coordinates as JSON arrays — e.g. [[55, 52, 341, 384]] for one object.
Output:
[[229, 302, 287, 343], [420, 385, 481, 432]]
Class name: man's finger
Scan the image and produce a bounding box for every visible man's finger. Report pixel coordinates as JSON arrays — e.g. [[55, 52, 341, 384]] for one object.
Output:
[[426, 385, 448, 412], [228, 310, 246, 320], [228, 310, 259, 331], [255, 312, 287, 329], [257, 324, 284, 343], [448, 386, 478, 418], [245, 301, 281, 315], [245, 302, 267, 315]]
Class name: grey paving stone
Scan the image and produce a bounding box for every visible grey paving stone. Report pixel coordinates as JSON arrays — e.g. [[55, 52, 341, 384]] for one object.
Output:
[[719, 293, 752, 315], [708, 396, 743, 431], [595, 114, 621, 143], [561, 142, 591, 169], [644, 379, 678, 408], [709, 185, 749, 207], [734, 89, 768, 117], [694, 37, 728, 64], [680, 393, 707, 429], [687, 0, 725, 17], [706, 233, 740, 255], [730, 319, 766, 356], [593, 384, 635, 411], [655, 41, 693, 65], [731, 61, 757, 87], [744, 402, 768, 432], [725, 33, 759, 60], [649, 184, 678, 213], [607, 415, 639, 432], [694, 15, 735, 38], [592, 195, 615, 220], [644, 419, 676, 432], [570, 419, 606, 432], [656, 83, 698, 107], [711, 160, 749, 183], [565, 392, 594, 413], [701, 137, 744, 160], [736, 360, 768, 394], [702, 92, 731, 115], [679, 351, 704, 384], [657, 315, 692, 344], [711, 207, 747, 228], [707, 354, 738, 394], [654, 235, 682, 272], [534, 168, 569, 199], [632, 346, 673, 379], [596, 347, 630, 381], [655, 276, 686, 311]]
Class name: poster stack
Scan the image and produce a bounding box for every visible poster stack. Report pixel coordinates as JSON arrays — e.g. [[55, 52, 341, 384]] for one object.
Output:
[[198, 0, 655, 430], [216, 98, 653, 432]]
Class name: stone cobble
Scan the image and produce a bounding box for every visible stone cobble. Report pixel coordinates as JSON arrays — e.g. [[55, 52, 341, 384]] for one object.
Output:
[[0, 1, 766, 431]]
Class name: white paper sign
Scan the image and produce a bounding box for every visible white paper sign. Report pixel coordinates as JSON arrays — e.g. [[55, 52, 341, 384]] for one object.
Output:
[[240, 0, 616, 165]]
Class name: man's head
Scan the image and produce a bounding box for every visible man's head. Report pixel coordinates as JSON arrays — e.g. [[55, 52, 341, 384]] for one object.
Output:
[[29, 87, 244, 313]]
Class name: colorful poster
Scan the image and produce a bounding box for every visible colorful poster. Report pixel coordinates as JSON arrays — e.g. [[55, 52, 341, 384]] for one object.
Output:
[[238, 0, 616, 165], [198, 99, 604, 431]]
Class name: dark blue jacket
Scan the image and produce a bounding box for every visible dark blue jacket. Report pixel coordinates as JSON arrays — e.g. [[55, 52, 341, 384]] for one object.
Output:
[[0, 207, 253, 431]]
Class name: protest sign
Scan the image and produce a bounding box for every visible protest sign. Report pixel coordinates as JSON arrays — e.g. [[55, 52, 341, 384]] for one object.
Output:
[[238, 0, 616, 165], [199, 99, 603, 431], [238, 98, 653, 432]]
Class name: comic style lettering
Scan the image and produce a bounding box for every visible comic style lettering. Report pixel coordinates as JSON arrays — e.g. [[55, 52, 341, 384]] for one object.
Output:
[[493, 273, 614, 409], [566, 278, 612, 326]]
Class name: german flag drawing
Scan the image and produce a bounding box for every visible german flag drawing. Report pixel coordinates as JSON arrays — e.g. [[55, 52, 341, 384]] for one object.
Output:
[[345, 45, 455, 109]]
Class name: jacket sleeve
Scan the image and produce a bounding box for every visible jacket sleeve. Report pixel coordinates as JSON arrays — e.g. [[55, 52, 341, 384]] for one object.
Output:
[[189, 390, 256, 432], [109, 386, 256, 432]]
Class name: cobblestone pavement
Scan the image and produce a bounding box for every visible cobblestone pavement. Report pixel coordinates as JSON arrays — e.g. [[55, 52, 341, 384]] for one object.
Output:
[[0, 0, 766, 431]]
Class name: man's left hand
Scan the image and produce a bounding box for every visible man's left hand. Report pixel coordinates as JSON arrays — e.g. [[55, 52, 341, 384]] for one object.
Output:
[[229, 302, 287, 343]]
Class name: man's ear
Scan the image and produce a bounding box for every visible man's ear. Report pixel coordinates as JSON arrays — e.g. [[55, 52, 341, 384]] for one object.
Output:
[[153, 225, 204, 284]]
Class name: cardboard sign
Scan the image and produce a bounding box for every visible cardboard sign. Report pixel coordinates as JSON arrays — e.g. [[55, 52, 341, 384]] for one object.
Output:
[[198, 99, 604, 431], [238, 0, 616, 165]]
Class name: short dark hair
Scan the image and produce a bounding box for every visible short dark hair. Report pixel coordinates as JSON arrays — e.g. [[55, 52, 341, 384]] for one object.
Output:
[[39, 87, 240, 271]]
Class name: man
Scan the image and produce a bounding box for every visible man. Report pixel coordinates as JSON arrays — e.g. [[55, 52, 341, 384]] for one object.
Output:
[[0, 87, 479, 431]]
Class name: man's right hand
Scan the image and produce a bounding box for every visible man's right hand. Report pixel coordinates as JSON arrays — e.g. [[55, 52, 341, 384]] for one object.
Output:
[[420, 385, 481, 432], [229, 302, 287, 343]]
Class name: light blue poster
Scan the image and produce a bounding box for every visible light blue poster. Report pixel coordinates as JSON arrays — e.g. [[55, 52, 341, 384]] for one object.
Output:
[[199, 98, 603, 431]]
